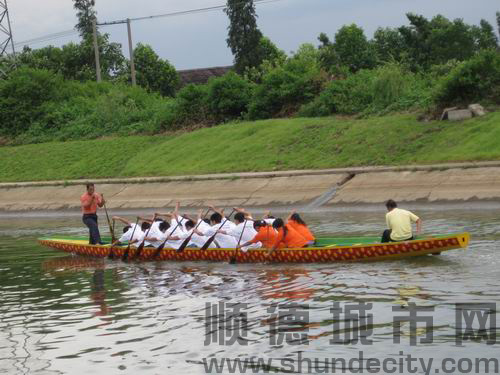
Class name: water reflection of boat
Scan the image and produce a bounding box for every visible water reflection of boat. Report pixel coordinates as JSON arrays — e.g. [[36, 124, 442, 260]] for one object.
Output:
[[38, 233, 470, 263], [42, 256, 105, 274], [42, 256, 111, 318], [258, 269, 317, 300]]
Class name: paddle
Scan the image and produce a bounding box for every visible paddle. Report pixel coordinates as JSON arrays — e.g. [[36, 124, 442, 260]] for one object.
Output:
[[107, 218, 117, 260], [200, 209, 236, 251], [176, 208, 211, 253], [132, 214, 156, 260], [121, 217, 140, 262], [230, 218, 248, 264], [102, 194, 116, 244], [153, 218, 184, 260]]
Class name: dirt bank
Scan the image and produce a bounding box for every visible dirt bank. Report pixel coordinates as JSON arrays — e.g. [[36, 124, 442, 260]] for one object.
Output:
[[1, 161, 500, 212]]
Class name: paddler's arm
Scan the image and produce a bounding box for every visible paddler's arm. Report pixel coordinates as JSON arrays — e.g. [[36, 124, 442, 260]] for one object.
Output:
[[96, 193, 105, 208], [209, 205, 225, 217], [416, 218, 422, 236], [112, 216, 131, 226], [234, 207, 253, 219], [138, 216, 153, 224]]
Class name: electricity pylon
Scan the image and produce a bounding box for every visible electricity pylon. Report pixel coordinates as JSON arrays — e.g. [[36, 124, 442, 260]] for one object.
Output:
[[0, 0, 15, 78]]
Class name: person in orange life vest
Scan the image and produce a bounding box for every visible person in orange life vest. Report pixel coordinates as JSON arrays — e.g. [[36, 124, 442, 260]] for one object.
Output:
[[287, 210, 315, 245], [238, 220, 280, 250], [80, 183, 105, 245], [267, 218, 308, 256]]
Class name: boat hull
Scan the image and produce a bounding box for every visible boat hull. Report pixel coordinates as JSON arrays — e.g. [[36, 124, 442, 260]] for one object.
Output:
[[38, 233, 470, 263]]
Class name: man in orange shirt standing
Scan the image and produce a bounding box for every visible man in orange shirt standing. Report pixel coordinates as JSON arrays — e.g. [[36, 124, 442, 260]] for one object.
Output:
[[80, 183, 105, 245]]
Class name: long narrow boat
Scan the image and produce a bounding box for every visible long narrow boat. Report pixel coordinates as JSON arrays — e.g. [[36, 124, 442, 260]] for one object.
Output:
[[38, 233, 470, 263]]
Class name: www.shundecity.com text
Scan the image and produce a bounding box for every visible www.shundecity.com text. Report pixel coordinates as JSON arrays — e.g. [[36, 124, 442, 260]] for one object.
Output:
[[202, 351, 499, 374]]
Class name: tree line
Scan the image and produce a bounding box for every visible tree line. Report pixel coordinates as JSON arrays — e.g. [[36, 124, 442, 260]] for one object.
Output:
[[0, 1, 499, 144]]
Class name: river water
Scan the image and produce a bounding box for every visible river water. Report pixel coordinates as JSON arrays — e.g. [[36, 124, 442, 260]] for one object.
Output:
[[0, 209, 499, 375]]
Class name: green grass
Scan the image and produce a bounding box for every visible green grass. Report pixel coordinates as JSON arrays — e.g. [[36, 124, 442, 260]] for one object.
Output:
[[1, 112, 500, 182]]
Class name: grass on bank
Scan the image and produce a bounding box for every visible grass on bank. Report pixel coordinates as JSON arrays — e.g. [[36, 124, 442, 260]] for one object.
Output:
[[1, 112, 500, 182]]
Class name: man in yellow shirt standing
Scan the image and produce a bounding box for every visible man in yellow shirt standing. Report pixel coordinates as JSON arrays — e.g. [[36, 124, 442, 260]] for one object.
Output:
[[381, 200, 422, 243]]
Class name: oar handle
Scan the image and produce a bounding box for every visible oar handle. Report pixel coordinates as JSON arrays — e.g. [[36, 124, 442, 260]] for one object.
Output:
[[153, 219, 184, 259], [121, 217, 140, 261], [201, 209, 236, 250], [177, 208, 212, 253]]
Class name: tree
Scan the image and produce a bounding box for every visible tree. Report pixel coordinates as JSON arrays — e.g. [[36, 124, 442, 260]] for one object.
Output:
[[472, 20, 498, 50], [497, 12, 500, 38], [317, 32, 339, 72], [73, 0, 96, 39], [224, 0, 264, 73], [15, 36, 125, 82], [372, 27, 406, 64], [333, 24, 376, 72], [133, 44, 179, 97]]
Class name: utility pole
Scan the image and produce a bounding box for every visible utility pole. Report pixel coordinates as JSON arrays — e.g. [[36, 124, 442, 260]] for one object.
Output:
[[0, 0, 16, 78], [127, 18, 136, 86], [92, 18, 102, 82]]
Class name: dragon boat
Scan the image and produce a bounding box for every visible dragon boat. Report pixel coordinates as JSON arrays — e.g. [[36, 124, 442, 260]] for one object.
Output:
[[38, 233, 470, 263]]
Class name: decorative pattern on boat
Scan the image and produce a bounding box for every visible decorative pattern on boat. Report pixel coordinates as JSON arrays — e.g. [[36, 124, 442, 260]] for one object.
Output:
[[38, 233, 469, 263]]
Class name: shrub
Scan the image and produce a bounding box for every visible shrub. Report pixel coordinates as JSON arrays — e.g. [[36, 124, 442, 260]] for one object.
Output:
[[206, 71, 252, 122], [298, 63, 433, 116], [0, 68, 66, 137], [168, 84, 211, 128], [247, 44, 327, 119], [433, 49, 500, 109]]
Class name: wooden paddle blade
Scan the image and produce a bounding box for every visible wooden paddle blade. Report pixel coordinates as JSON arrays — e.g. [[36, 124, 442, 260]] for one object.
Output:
[[177, 237, 191, 253], [121, 246, 131, 261], [153, 244, 165, 259], [133, 244, 145, 260], [201, 235, 215, 250]]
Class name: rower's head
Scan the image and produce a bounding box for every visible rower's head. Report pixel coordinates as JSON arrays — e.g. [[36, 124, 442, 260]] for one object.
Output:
[[210, 212, 222, 225], [385, 199, 397, 212], [159, 221, 169, 232], [253, 220, 265, 230], [185, 220, 195, 230], [272, 218, 285, 230], [86, 183, 95, 195], [141, 222, 151, 231], [123, 225, 131, 233], [203, 218, 210, 225], [290, 213, 306, 226], [234, 212, 245, 224]]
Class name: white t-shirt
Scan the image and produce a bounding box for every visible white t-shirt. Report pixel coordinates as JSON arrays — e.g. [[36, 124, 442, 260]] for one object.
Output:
[[118, 224, 144, 244], [144, 221, 167, 248], [202, 221, 238, 249], [227, 220, 261, 251], [263, 218, 276, 226], [160, 223, 187, 250], [177, 227, 216, 249]]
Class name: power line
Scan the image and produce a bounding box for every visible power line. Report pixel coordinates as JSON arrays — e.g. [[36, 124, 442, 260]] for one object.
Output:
[[99, 0, 286, 26], [14, 0, 288, 48]]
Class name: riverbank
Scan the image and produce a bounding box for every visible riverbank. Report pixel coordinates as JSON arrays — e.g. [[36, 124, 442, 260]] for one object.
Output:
[[1, 161, 500, 212], [1, 112, 500, 183]]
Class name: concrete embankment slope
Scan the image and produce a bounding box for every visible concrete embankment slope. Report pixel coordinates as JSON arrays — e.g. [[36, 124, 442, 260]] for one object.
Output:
[[1, 161, 500, 211]]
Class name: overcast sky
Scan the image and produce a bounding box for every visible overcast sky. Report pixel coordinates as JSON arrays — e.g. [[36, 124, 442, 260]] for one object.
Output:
[[8, 0, 500, 70]]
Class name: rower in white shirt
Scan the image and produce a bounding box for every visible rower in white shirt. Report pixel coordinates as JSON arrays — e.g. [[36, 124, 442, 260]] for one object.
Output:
[[175, 210, 217, 249], [154, 202, 189, 250], [218, 209, 262, 252], [198, 210, 237, 249], [112, 216, 146, 246]]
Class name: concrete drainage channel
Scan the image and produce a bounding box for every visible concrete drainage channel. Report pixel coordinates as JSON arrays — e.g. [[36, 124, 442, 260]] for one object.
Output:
[[2, 161, 500, 211], [305, 173, 356, 209]]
